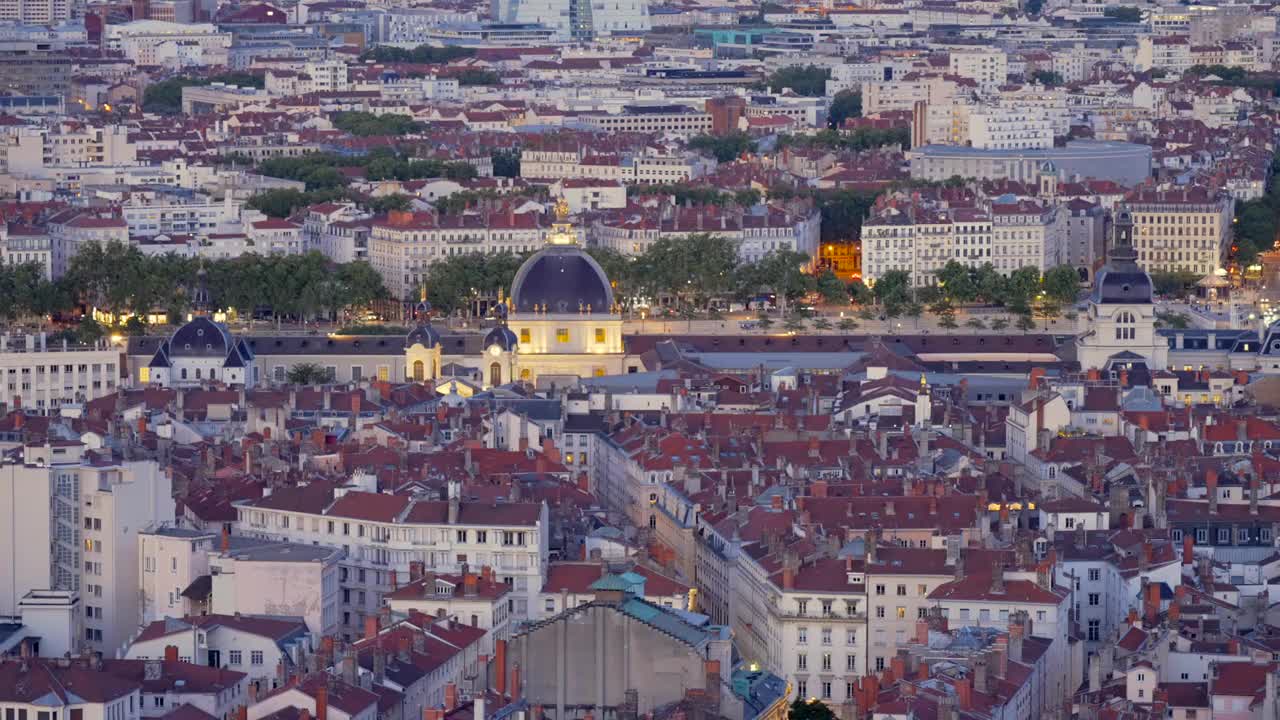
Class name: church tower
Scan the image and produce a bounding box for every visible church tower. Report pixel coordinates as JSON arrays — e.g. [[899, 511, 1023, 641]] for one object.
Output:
[[1075, 210, 1166, 372]]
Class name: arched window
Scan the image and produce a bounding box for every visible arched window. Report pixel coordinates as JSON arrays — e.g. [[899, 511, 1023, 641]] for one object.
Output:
[[194, 368, 201, 380], [1114, 310, 1136, 341], [412, 360, 424, 381], [489, 362, 502, 387], [180, 368, 187, 380]]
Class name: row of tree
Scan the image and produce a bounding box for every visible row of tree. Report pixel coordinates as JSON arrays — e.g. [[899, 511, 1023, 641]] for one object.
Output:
[[868, 262, 1083, 323], [142, 72, 265, 114], [1, 242, 389, 326], [777, 127, 910, 152]]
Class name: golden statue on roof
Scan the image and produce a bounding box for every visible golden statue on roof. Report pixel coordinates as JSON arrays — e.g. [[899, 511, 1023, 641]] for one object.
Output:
[[546, 197, 577, 246]]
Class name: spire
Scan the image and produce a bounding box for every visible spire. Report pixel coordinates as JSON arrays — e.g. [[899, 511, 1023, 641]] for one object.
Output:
[[192, 264, 210, 316]]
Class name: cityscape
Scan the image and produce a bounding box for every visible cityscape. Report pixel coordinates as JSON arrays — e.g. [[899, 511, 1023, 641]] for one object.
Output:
[[1, 1, 1280, 720]]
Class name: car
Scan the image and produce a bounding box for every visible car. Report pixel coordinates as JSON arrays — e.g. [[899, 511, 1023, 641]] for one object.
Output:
[[739, 321, 758, 330]]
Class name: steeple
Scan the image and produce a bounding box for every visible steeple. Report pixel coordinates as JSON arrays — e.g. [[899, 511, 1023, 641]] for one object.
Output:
[[191, 265, 211, 316]]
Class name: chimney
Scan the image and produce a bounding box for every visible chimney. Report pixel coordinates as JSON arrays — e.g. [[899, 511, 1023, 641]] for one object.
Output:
[[221, 526, 231, 553], [316, 682, 329, 720], [495, 638, 508, 700], [164, 645, 179, 662], [1207, 468, 1219, 513], [1183, 534, 1194, 565], [973, 655, 989, 694], [512, 663, 522, 701], [915, 619, 930, 645], [365, 614, 379, 640], [1145, 580, 1161, 626], [955, 676, 972, 710], [990, 562, 1005, 594], [446, 683, 458, 711]]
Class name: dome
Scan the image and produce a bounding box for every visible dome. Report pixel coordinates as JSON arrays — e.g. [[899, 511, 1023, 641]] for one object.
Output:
[[169, 316, 231, 358], [1092, 263, 1153, 304], [405, 322, 441, 349], [484, 325, 519, 352], [510, 245, 613, 314], [1092, 212, 1151, 304]]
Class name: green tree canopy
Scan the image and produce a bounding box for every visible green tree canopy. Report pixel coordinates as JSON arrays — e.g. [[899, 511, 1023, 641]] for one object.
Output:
[[827, 90, 862, 128], [687, 132, 756, 163], [766, 65, 831, 96]]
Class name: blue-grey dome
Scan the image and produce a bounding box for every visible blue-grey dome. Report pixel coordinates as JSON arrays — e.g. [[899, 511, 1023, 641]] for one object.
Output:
[[1092, 210, 1151, 304], [170, 316, 231, 357], [484, 325, 519, 352], [405, 322, 441, 349], [510, 245, 613, 315]]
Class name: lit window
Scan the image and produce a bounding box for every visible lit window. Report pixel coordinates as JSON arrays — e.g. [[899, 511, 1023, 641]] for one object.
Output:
[[556, 328, 569, 343], [594, 328, 606, 343], [519, 328, 531, 343]]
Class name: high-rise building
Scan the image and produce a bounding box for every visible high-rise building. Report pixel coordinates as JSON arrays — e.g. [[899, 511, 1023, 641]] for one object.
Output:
[[0, 0, 71, 25], [0, 444, 173, 653], [489, 0, 649, 40]]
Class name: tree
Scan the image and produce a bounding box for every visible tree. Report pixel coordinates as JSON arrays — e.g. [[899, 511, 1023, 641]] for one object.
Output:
[[76, 317, 105, 344], [1030, 70, 1063, 86], [857, 307, 875, 321], [827, 90, 862, 128], [965, 317, 986, 329], [1001, 266, 1042, 314], [1015, 314, 1037, 332], [991, 316, 1010, 331], [837, 317, 858, 331], [765, 65, 831, 97], [815, 269, 849, 304], [1103, 6, 1142, 21], [142, 77, 205, 114], [789, 699, 836, 720], [1042, 265, 1082, 305], [367, 194, 413, 214], [872, 270, 912, 315], [332, 112, 424, 137], [286, 362, 334, 385], [359, 44, 475, 63], [812, 316, 832, 330], [247, 189, 327, 219], [938, 310, 958, 329], [784, 314, 807, 332], [903, 302, 924, 329], [756, 311, 774, 330], [847, 280, 873, 305], [687, 132, 756, 163], [1151, 271, 1202, 297], [492, 149, 521, 178], [1156, 310, 1192, 329], [815, 189, 878, 243], [453, 69, 501, 86], [935, 261, 977, 304], [740, 250, 814, 314]]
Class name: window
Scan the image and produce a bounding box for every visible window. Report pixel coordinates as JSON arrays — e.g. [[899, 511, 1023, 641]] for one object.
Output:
[[545, 598, 555, 612], [821, 681, 831, 700], [1088, 619, 1100, 641], [875, 606, 885, 618], [519, 328, 531, 343], [1239, 528, 1250, 543], [1196, 528, 1208, 543], [229, 650, 242, 665], [1088, 593, 1100, 606], [797, 653, 807, 670], [797, 681, 807, 699], [846, 654, 856, 672], [796, 599, 807, 616], [1218, 528, 1230, 543], [1088, 568, 1100, 582], [821, 653, 831, 671], [797, 626, 808, 644], [556, 328, 570, 343], [821, 628, 831, 645], [250, 651, 264, 665], [875, 584, 885, 595], [875, 657, 885, 671], [1036, 611, 1046, 622], [594, 328, 606, 343]]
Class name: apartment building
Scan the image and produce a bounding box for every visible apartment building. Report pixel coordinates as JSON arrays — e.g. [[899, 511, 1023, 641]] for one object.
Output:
[[0, 332, 121, 411], [1121, 188, 1233, 275], [122, 190, 244, 237], [368, 209, 547, 300], [592, 205, 820, 262], [991, 201, 1064, 273], [247, 218, 304, 255], [48, 208, 129, 278], [0, 445, 173, 653], [579, 105, 713, 136], [0, 123, 135, 175], [948, 47, 1008, 89], [105, 20, 232, 69], [234, 482, 549, 641], [303, 202, 372, 263], [733, 548, 867, 703], [2, 223, 52, 279], [968, 110, 1054, 150], [0, 0, 71, 23], [864, 546, 959, 674], [138, 525, 342, 636], [861, 203, 991, 287]]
